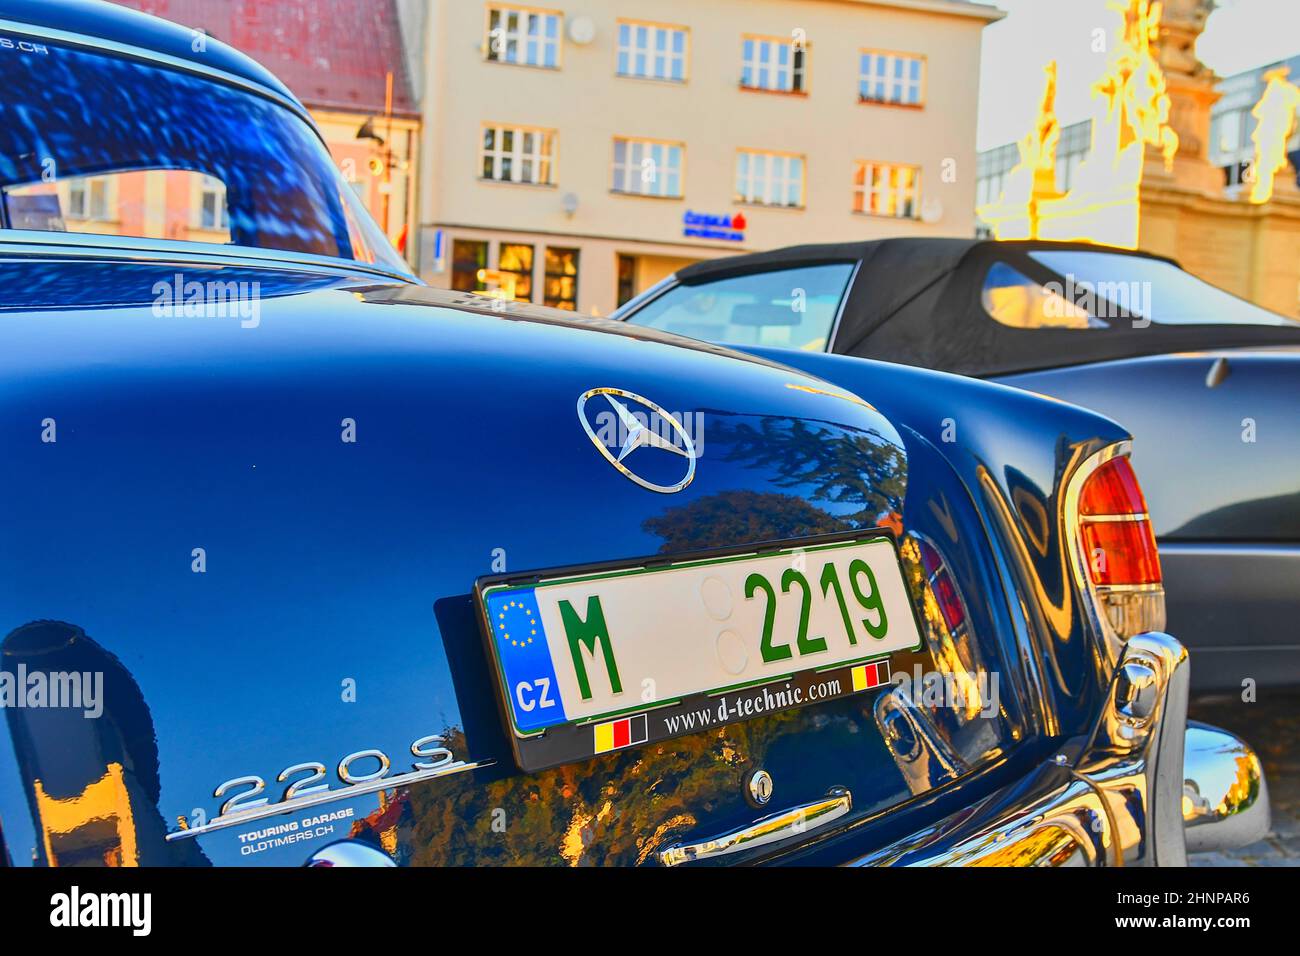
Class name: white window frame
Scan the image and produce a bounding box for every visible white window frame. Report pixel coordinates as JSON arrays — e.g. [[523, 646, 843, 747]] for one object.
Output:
[[741, 35, 807, 94], [735, 149, 806, 208], [612, 137, 684, 197], [616, 20, 688, 82], [64, 176, 114, 221], [858, 50, 925, 106], [198, 175, 229, 230], [90, 178, 114, 220], [485, 5, 561, 69], [853, 160, 921, 218], [480, 123, 556, 185], [65, 179, 87, 219], [1214, 109, 1243, 154]]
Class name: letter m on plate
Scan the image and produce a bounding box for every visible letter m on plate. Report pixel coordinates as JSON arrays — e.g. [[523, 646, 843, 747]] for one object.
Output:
[[559, 596, 623, 701]]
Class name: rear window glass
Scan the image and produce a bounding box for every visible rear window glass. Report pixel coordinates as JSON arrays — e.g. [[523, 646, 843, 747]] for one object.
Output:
[[982, 261, 1102, 330], [1027, 250, 1299, 327], [0, 35, 408, 274], [7, 170, 232, 243], [622, 263, 855, 350]]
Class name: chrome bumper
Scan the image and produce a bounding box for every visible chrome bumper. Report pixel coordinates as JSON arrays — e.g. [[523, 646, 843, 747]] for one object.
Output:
[[851, 632, 1269, 866], [1183, 720, 1270, 854]]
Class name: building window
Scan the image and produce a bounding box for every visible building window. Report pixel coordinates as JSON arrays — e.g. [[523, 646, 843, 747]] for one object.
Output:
[[612, 138, 683, 197], [853, 161, 920, 218], [1224, 161, 1252, 187], [617, 21, 687, 81], [617, 254, 637, 307], [1212, 109, 1244, 154], [498, 243, 534, 301], [66, 179, 87, 219], [452, 240, 489, 292], [199, 175, 229, 230], [735, 149, 805, 208], [485, 5, 560, 68], [481, 124, 555, 185], [859, 51, 924, 106], [1058, 152, 1083, 194], [89, 179, 110, 220], [66, 177, 110, 221], [544, 246, 579, 310], [741, 35, 806, 94]]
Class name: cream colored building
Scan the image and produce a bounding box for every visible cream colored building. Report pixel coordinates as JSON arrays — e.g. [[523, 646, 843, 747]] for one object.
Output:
[[409, 0, 1002, 313]]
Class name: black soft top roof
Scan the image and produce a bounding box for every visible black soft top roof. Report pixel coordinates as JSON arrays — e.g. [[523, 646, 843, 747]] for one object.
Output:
[[676, 238, 1300, 376]]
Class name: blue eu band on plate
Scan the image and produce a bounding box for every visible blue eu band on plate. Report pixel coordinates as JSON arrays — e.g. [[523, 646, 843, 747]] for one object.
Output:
[[485, 591, 567, 732]]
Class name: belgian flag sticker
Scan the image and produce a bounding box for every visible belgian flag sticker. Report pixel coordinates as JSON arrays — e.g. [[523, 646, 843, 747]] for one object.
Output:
[[593, 713, 649, 755], [850, 660, 890, 692]]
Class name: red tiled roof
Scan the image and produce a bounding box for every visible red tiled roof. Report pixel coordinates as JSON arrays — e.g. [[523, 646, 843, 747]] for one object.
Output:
[[111, 0, 418, 117]]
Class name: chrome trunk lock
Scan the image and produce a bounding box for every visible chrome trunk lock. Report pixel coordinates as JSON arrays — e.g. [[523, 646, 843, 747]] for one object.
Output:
[[745, 769, 774, 807]]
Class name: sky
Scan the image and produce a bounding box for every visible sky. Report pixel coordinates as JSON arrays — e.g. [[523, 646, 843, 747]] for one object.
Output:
[[973, 0, 1300, 150]]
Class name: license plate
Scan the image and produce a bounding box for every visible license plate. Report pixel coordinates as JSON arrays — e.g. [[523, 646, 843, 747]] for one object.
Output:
[[476, 532, 923, 772]]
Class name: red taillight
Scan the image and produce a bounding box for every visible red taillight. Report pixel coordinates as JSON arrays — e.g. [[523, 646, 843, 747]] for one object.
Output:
[[1071, 452, 1166, 642], [1079, 521, 1162, 585], [932, 571, 966, 631], [1077, 456, 1162, 587], [1079, 454, 1148, 517], [918, 539, 943, 576], [918, 539, 966, 631]]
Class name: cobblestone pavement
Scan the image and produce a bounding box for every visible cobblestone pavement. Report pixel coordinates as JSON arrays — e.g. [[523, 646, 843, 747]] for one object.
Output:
[[1187, 690, 1299, 866]]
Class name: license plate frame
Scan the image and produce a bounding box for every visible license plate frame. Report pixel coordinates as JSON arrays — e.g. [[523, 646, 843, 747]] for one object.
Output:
[[474, 529, 924, 773]]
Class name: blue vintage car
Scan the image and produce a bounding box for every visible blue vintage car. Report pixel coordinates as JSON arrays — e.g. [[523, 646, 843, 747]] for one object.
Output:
[[0, 0, 1269, 867], [618, 240, 1300, 691]]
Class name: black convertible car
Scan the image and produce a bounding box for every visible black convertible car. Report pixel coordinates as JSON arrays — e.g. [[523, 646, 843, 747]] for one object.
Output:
[[617, 238, 1300, 690]]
